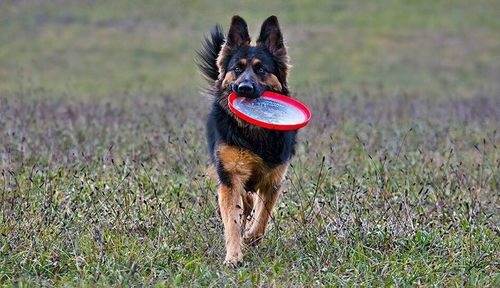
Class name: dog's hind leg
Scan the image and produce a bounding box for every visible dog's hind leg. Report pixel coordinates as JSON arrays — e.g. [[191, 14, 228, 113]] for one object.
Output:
[[218, 179, 245, 266], [244, 164, 288, 246], [242, 190, 255, 230], [243, 187, 281, 246]]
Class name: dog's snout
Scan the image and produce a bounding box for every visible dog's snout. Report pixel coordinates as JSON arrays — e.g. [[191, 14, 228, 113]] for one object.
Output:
[[237, 82, 254, 95], [232, 78, 259, 98]]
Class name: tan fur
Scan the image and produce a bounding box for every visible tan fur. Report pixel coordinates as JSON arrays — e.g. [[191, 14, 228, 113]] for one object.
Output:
[[218, 144, 264, 183], [244, 164, 287, 245], [214, 81, 256, 129], [216, 44, 232, 76], [218, 183, 244, 264], [216, 144, 288, 264], [221, 72, 235, 89], [209, 15, 292, 266], [261, 74, 283, 91]]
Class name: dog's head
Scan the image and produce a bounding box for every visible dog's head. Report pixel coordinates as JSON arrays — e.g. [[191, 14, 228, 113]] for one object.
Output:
[[217, 15, 289, 99]]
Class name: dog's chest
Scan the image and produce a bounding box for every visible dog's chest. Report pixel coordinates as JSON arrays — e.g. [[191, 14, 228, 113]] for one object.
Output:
[[216, 144, 288, 192]]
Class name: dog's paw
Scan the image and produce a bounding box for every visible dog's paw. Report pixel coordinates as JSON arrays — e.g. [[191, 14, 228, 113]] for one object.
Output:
[[224, 250, 243, 267], [243, 232, 264, 246]]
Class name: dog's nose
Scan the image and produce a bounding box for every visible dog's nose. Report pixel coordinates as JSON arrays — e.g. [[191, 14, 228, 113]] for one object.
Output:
[[237, 82, 254, 95]]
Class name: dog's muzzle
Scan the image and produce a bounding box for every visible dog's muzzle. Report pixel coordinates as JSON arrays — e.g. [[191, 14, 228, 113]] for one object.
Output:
[[233, 81, 259, 99]]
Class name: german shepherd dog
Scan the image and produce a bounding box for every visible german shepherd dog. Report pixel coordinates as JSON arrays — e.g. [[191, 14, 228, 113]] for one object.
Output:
[[198, 15, 297, 265]]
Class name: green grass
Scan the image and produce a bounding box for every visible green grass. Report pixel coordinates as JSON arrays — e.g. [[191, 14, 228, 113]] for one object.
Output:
[[1, 95, 498, 286], [0, 0, 499, 286]]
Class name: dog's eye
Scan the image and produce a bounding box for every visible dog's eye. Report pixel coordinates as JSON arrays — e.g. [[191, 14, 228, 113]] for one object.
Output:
[[256, 67, 265, 74], [234, 67, 242, 74]]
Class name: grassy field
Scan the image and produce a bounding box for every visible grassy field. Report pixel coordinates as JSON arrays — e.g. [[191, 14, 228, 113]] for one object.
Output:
[[1, 0, 499, 286], [1, 0, 500, 99]]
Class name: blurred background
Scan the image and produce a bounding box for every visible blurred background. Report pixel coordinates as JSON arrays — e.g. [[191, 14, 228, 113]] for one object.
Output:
[[1, 0, 499, 101]]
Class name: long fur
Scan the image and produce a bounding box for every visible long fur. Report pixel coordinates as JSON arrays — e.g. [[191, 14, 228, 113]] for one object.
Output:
[[196, 24, 225, 85], [197, 15, 298, 265], [198, 16, 297, 185]]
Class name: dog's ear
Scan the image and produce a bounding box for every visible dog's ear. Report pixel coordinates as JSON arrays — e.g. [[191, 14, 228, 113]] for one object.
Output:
[[257, 15, 286, 55], [226, 15, 251, 48]]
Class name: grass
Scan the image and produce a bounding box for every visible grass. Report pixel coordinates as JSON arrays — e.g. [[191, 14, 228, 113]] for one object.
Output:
[[0, 0, 499, 286], [1, 94, 498, 286]]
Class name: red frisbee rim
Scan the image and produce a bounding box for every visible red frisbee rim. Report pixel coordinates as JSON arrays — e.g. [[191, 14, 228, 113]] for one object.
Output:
[[228, 91, 311, 131]]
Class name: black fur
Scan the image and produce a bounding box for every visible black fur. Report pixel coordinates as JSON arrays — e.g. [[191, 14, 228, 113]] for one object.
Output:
[[224, 46, 289, 96], [209, 99, 296, 165], [198, 19, 297, 187], [196, 24, 225, 84]]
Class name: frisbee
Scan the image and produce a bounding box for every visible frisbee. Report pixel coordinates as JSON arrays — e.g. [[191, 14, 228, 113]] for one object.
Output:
[[228, 91, 311, 130]]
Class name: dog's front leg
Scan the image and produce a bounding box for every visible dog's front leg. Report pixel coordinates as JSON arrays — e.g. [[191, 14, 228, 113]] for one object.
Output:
[[218, 180, 244, 265]]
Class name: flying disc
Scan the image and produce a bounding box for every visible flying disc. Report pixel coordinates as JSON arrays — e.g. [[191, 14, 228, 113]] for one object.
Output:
[[228, 91, 311, 130]]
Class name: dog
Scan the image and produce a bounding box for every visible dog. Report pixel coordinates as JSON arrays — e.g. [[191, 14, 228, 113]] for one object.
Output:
[[197, 15, 297, 266]]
